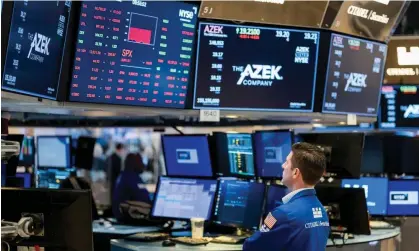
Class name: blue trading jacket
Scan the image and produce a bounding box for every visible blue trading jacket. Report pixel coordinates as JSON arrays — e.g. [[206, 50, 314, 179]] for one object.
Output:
[[243, 189, 330, 251]]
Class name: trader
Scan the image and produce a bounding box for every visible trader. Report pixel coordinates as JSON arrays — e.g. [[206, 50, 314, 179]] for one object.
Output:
[[243, 142, 329, 251]]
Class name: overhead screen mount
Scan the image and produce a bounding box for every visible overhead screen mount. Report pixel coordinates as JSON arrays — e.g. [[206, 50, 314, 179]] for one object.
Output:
[[69, 1, 199, 109], [1, 1, 72, 100]]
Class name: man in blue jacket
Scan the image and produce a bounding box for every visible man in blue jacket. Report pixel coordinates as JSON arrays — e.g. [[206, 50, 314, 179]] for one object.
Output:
[[243, 142, 330, 251]]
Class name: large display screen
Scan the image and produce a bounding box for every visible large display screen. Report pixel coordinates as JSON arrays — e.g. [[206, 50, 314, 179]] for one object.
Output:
[[253, 131, 292, 178], [380, 85, 419, 129], [342, 177, 388, 215], [387, 180, 419, 216], [69, 1, 198, 108], [199, 1, 329, 28], [193, 22, 320, 112], [324, 0, 409, 42], [162, 135, 213, 177], [323, 33, 387, 115], [2, 1, 71, 99], [384, 37, 419, 85], [213, 179, 265, 230], [152, 177, 217, 220]]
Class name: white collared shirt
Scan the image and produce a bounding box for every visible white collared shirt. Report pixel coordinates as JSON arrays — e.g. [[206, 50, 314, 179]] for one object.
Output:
[[282, 188, 315, 204]]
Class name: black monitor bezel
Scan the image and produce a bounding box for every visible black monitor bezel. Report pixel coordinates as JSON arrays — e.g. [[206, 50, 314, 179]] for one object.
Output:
[[210, 179, 265, 230], [150, 176, 219, 221], [252, 129, 295, 179], [36, 135, 72, 169], [161, 134, 214, 178]]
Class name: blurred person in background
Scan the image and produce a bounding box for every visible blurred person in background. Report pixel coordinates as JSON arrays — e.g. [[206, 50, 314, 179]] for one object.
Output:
[[107, 143, 125, 195]]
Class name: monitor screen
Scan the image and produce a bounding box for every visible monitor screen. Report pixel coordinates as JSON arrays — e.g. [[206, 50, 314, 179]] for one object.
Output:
[[69, 1, 198, 108], [37, 136, 71, 168], [323, 33, 387, 115], [360, 135, 384, 174], [265, 185, 288, 214], [193, 22, 320, 112], [227, 133, 255, 177], [15, 173, 31, 188], [213, 179, 265, 230], [387, 180, 419, 216], [341, 177, 388, 215], [299, 133, 365, 178], [380, 85, 419, 129], [36, 168, 72, 189], [2, 1, 71, 99], [383, 37, 419, 85], [19, 136, 35, 166], [253, 131, 292, 178], [199, 1, 329, 28], [152, 177, 217, 220], [324, 0, 409, 42], [162, 135, 213, 177]]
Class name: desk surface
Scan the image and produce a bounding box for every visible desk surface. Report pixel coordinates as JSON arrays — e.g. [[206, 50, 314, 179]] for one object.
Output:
[[110, 228, 400, 251], [93, 221, 186, 235]]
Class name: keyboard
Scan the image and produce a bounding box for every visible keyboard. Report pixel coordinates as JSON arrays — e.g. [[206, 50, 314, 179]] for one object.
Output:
[[211, 235, 248, 244], [370, 221, 394, 229], [126, 232, 169, 242], [170, 237, 211, 246]]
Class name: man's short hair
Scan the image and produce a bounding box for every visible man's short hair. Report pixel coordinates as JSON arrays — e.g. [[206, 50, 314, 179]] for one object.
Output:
[[291, 142, 326, 186]]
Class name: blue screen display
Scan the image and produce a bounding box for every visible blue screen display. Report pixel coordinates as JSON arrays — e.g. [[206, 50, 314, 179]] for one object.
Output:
[[342, 177, 388, 215], [254, 131, 292, 178], [69, 1, 198, 108], [2, 1, 71, 99], [387, 180, 419, 216], [37, 136, 71, 168], [265, 185, 288, 213], [162, 135, 213, 177], [152, 177, 217, 220], [213, 179, 265, 230], [227, 134, 255, 176], [16, 173, 31, 188]]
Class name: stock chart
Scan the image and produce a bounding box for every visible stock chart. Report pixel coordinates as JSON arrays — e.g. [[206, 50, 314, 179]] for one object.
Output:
[[193, 22, 320, 112], [70, 1, 198, 108]]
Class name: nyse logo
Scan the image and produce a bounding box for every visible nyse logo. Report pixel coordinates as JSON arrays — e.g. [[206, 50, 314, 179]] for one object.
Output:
[[179, 9, 193, 19], [404, 104, 419, 119], [345, 73, 367, 92], [236, 64, 283, 86], [27, 32, 50, 58], [204, 25, 223, 34], [392, 194, 408, 201], [397, 47, 419, 66]]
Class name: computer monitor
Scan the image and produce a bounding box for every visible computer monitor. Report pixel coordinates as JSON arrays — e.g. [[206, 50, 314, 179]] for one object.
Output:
[[212, 179, 265, 230], [316, 186, 370, 235], [383, 136, 419, 175], [210, 133, 255, 177], [253, 130, 293, 178], [37, 136, 71, 168], [15, 172, 32, 188], [162, 135, 213, 177], [387, 180, 419, 216], [1, 188, 93, 250], [151, 177, 218, 220], [360, 135, 385, 174], [264, 185, 288, 214], [298, 133, 365, 178], [341, 177, 388, 216], [36, 168, 73, 189], [74, 136, 96, 170]]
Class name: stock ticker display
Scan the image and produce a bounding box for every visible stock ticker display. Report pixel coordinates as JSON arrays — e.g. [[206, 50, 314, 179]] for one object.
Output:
[[194, 22, 320, 112], [380, 85, 419, 129], [2, 1, 71, 99], [69, 1, 198, 108], [323, 33, 387, 115], [227, 134, 255, 177]]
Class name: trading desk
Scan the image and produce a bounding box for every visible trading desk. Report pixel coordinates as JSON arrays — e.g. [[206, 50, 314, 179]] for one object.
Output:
[[110, 228, 400, 251]]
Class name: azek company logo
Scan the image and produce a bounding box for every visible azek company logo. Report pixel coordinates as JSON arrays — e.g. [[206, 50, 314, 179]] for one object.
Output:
[[27, 32, 50, 63], [403, 104, 419, 119], [233, 64, 283, 86], [344, 73, 367, 92]]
